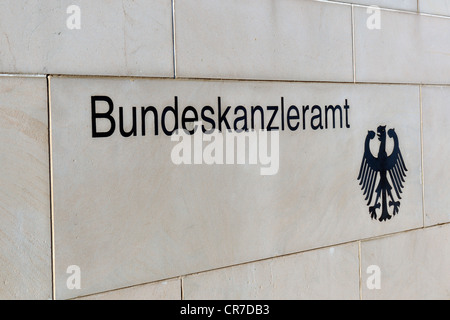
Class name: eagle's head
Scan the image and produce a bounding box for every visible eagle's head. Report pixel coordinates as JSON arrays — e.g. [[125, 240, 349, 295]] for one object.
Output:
[[377, 125, 386, 141]]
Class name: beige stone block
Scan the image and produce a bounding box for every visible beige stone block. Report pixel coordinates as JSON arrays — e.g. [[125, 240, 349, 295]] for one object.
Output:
[[50, 77, 422, 299], [183, 243, 359, 299], [354, 7, 450, 84], [361, 224, 450, 299], [175, 0, 353, 81], [0, 0, 173, 76], [422, 86, 450, 226], [0, 76, 51, 299], [76, 278, 180, 300], [419, 0, 450, 16], [326, 0, 417, 11]]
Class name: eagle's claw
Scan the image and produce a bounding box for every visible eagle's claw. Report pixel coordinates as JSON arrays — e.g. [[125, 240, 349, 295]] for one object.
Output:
[[369, 203, 381, 220], [389, 200, 400, 215]]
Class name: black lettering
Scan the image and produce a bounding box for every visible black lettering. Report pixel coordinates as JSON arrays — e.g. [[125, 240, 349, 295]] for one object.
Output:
[[250, 106, 264, 130], [119, 106, 137, 137], [201, 106, 215, 133], [91, 96, 116, 138], [287, 105, 300, 131], [344, 99, 350, 128], [218, 97, 231, 131], [311, 105, 323, 130], [267, 106, 279, 131], [325, 104, 343, 129], [161, 96, 179, 136], [233, 105, 248, 131], [302, 105, 309, 130], [181, 106, 198, 135], [141, 106, 158, 136], [92, 96, 350, 138]]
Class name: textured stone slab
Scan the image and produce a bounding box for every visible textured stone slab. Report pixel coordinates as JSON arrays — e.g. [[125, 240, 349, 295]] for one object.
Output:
[[354, 7, 450, 84], [175, 0, 353, 81], [361, 225, 450, 299], [183, 242, 359, 299], [419, 0, 450, 16], [50, 77, 422, 299], [422, 85, 450, 226], [326, 0, 417, 11], [76, 278, 180, 300], [0, 76, 51, 299], [0, 0, 173, 76]]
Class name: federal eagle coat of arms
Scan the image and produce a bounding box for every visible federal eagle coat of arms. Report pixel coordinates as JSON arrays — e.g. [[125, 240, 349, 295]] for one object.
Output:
[[357, 125, 407, 222]]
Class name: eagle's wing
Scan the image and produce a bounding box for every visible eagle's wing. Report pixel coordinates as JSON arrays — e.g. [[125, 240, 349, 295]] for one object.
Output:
[[385, 129, 407, 199], [357, 131, 380, 205]]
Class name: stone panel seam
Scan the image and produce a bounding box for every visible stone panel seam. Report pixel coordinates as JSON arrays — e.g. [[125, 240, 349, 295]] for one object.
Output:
[[360, 222, 449, 245], [314, 0, 414, 14], [3, 74, 450, 88], [65, 277, 182, 300], [171, 0, 177, 79], [319, 0, 450, 18], [0, 74, 46, 78], [11, 73, 450, 87], [180, 276, 184, 300], [352, 4, 356, 83], [47, 75, 56, 300], [419, 84, 425, 228], [63, 223, 449, 299], [358, 240, 362, 300], [165, 223, 449, 280]]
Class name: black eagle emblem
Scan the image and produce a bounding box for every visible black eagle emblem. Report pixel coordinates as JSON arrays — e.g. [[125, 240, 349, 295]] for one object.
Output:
[[357, 125, 407, 221]]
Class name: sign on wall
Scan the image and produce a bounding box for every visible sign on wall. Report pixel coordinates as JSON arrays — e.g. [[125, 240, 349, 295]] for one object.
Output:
[[49, 77, 422, 299]]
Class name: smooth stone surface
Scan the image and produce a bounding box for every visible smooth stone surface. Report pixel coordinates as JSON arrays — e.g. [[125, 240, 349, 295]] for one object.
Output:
[[354, 7, 450, 84], [175, 0, 353, 81], [361, 224, 450, 299], [0, 76, 51, 299], [76, 278, 180, 300], [422, 86, 450, 226], [419, 0, 450, 16], [326, 0, 417, 11], [0, 0, 173, 76], [183, 242, 359, 299], [50, 77, 422, 299]]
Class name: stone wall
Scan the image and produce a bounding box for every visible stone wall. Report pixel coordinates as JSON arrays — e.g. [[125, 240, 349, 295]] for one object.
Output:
[[0, 0, 449, 300]]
